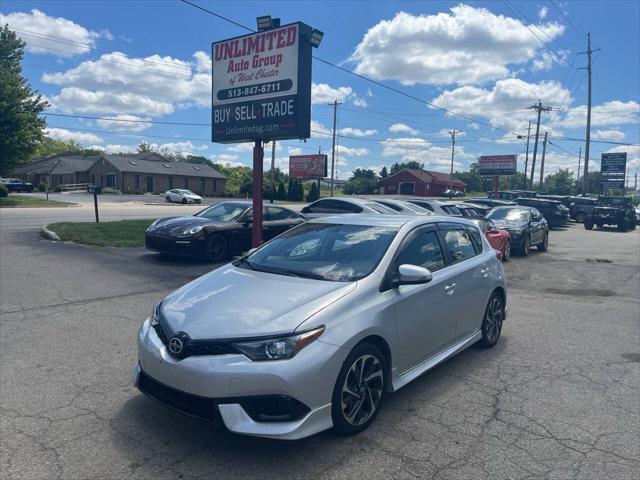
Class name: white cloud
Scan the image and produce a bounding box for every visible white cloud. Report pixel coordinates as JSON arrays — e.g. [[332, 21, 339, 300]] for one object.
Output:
[[336, 145, 369, 157], [95, 114, 151, 132], [0, 9, 109, 57], [381, 137, 432, 158], [311, 83, 352, 104], [91, 144, 136, 154], [45, 127, 103, 144], [350, 6, 564, 85], [287, 147, 304, 156], [434, 128, 466, 138], [339, 127, 378, 137], [310, 120, 332, 136], [591, 130, 626, 141], [538, 6, 549, 20], [531, 50, 566, 71], [42, 51, 210, 116], [145, 141, 208, 156], [432, 78, 570, 137], [558, 101, 640, 128], [351, 95, 368, 108], [389, 123, 419, 135], [366, 88, 374, 98]]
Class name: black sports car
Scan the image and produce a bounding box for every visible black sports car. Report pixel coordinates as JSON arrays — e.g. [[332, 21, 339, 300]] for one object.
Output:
[[145, 201, 304, 262], [485, 206, 549, 256]]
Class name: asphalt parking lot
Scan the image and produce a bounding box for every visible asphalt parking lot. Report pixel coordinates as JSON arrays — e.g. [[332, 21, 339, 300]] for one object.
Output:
[[1, 213, 639, 479]]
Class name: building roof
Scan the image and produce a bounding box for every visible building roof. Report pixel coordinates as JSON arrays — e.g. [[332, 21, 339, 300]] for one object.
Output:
[[50, 156, 95, 174], [380, 168, 466, 186], [101, 155, 226, 179]]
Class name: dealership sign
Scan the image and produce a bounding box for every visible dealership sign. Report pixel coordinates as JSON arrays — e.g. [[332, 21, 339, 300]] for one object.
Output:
[[478, 155, 517, 176], [289, 154, 327, 178], [600, 152, 626, 190], [211, 23, 313, 143]]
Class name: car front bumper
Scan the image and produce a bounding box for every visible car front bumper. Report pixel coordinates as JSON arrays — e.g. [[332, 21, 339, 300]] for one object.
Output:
[[134, 319, 344, 439], [145, 233, 206, 256]]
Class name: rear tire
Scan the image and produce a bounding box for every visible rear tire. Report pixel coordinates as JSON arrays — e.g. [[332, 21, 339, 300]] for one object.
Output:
[[617, 221, 628, 232], [182, 198, 187, 204], [206, 233, 228, 262], [477, 292, 504, 349], [331, 343, 386, 435], [537, 232, 548, 251], [165, 196, 171, 202]]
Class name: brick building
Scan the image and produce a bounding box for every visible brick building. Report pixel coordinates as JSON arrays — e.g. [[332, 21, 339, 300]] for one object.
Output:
[[379, 168, 466, 196], [11, 153, 227, 196]]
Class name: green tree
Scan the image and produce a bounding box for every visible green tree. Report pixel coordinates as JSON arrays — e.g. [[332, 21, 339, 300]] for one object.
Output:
[[306, 182, 320, 202], [343, 168, 379, 195], [380, 166, 389, 178], [542, 169, 575, 195], [287, 178, 304, 201], [0, 25, 49, 175], [390, 161, 423, 175], [276, 181, 287, 200]]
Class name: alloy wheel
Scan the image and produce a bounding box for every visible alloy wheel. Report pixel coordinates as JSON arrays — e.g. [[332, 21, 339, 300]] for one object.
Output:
[[341, 354, 384, 426], [207, 234, 227, 261], [484, 296, 503, 344], [503, 243, 511, 261]]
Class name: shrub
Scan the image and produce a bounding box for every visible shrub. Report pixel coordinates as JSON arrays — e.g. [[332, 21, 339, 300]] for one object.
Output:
[[37, 183, 47, 192], [306, 182, 320, 202], [0, 184, 8, 198], [276, 181, 287, 200], [101, 187, 122, 194]]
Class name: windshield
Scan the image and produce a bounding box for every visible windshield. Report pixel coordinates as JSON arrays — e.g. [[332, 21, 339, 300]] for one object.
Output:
[[179, 190, 195, 195], [598, 198, 627, 207], [366, 202, 398, 214], [195, 202, 248, 222], [237, 223, 398, 282], [487, 207, 530, 222]]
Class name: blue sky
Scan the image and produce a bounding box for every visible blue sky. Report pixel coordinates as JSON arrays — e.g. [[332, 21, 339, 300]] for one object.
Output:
[[2, 1, 639, 182]]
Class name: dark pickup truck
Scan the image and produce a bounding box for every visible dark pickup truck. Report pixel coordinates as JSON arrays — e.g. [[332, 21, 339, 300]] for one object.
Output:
[[1, 178, 34, 192]]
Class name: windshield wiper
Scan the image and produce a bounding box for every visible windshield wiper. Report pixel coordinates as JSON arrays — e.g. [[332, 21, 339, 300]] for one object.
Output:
[[234, 257, 256, 270]]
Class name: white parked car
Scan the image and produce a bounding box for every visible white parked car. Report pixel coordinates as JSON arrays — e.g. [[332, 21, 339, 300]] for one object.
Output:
[[165, 189, 202, 204]]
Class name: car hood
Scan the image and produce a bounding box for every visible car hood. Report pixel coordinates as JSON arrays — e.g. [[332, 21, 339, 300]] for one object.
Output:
[[160, 264, 356, 339], [490, 219, 528, 230], [148, 216, 223, 236]]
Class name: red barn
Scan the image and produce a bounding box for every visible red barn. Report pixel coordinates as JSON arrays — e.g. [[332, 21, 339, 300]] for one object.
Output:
[[379, 169, 466, 196]]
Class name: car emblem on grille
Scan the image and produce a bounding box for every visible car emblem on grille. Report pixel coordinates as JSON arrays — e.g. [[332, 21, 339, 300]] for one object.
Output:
[[168, 337, 184, 355]]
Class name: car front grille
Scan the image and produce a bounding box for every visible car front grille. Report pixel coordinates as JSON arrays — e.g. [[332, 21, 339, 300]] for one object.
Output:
[[152, 319, 239, 359], [138, 371, 220, 421], [145, 235, 175, 251]]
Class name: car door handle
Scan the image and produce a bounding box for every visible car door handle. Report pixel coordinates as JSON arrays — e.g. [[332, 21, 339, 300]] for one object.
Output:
[[480, 267, 490, 278], [444, 283, 456, 295]]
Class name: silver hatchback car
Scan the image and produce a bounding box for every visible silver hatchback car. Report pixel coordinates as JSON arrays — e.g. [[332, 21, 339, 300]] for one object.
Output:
[[135, 215, 507, 439]]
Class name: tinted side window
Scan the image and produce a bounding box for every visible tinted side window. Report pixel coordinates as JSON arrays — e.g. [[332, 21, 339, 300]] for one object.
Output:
[[307, 200, 333, 213], [411, 201, 433, 211], [395, 231, 445, 272], [268, 207, 294, 220], [443, 229, 478, 264], [340, 201, 363, 213]]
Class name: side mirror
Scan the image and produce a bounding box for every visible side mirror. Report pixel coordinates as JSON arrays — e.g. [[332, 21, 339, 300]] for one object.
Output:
[[301, 206, 310, 214], [246, 247, 257, 255], [394, 264, 433, 287]]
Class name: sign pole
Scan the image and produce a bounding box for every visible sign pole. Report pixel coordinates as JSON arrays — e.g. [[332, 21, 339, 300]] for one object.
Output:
[[93, 191, 99, 223], [252, 140, 264, 247], [270, 140, 276, 204]]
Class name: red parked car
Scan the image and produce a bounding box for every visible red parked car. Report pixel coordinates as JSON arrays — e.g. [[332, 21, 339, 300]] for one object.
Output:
[[473, 219, 511, 261]]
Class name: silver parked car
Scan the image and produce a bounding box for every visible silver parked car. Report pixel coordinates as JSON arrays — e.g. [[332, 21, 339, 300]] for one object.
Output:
[[300, 197, 398, 219], [372, 199, 434, 215], [135, 215, 507, 439], [402, 198, 463, 216]]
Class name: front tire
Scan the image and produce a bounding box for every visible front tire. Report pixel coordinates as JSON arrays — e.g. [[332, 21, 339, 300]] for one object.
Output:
[[331, 343, 386, 435], [165, 196, 171, 202], [477, 293, 505, 348], [182, 198, 188, 204], [519, 235, 530, 256], [537, 232, 548, 251], [206, 233, 228, 262], [584, 218, 594, 230]]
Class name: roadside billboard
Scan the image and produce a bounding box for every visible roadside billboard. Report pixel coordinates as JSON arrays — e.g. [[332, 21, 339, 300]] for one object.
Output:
[[478, 155, 517, 176], [211, 23, 313, 143], [600, 152, 626, 190], [289, 154, 327, 178]]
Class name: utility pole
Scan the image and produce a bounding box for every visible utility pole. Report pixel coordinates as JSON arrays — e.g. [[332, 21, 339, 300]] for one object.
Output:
[[523, 121, 531, 189], [447, 129, 462, 199], [269, 140, 276, 204], [580, 33, 600, 195], [329, 99, 342, 196], [539, 131, 548, 189], [527, 99, 552, 189], [576, 147, 582, 194]]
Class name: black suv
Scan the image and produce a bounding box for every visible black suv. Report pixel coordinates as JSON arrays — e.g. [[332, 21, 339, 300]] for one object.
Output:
[[584, 197, 637, 232], [1, 178, 33, 192], [515, 198, 569, 227], [566, 196, 597, 223], [486, 206, 549, 256]]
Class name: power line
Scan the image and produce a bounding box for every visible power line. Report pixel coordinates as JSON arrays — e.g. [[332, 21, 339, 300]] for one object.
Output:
[[548, 0, 587, 39]]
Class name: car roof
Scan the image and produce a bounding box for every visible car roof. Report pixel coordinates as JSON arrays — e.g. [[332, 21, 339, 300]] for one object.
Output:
[[308, 213, 477, 228]]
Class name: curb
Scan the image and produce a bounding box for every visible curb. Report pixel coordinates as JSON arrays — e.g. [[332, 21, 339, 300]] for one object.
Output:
[[40, 225, 61, 241]]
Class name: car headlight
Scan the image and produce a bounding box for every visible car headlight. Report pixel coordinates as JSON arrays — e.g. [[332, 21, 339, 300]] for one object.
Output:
[[150, 302, 161, 326], [181, 225, 204, 236], [232, 326, 325, 361], [147, 219, 162, 231]]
